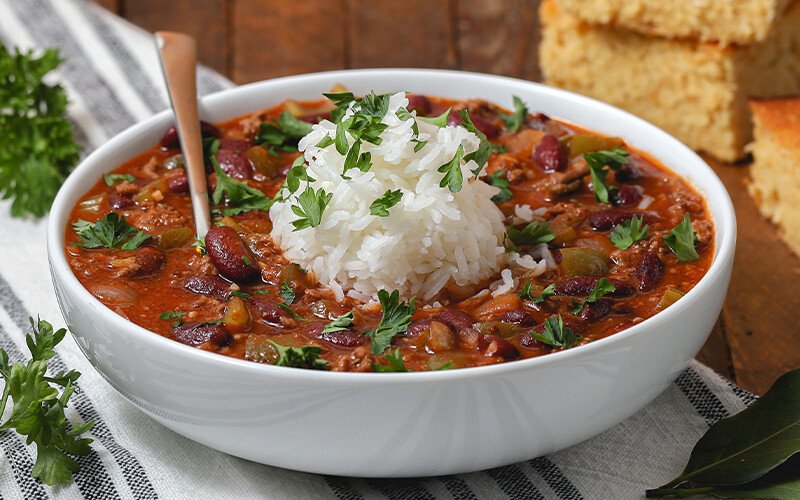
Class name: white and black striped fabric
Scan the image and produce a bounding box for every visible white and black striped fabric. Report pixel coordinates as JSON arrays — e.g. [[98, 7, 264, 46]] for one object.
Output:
[[0, 1, 755, 498]]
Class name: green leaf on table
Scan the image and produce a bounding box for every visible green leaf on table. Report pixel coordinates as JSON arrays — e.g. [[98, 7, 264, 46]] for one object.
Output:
[[646, 368, 800, 497]]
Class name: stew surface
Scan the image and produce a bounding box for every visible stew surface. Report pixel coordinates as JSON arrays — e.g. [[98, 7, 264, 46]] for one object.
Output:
[[65, 93, 713, 372]]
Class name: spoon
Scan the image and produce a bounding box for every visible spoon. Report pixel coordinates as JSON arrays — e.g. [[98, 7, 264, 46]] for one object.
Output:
[[155, 31, 211, 238]]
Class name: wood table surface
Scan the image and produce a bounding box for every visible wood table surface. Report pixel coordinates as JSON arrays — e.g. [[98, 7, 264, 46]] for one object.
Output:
[[91, 0, 799, 396]]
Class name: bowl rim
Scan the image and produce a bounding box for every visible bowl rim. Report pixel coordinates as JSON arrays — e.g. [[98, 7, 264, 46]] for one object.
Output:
[[47, 68, 736, 386]]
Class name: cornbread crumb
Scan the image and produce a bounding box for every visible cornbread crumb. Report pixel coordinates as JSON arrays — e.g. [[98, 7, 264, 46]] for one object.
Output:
[[555, 0, 793, 45], [539, 0, 800, 162], [748, 97, 800, 256]]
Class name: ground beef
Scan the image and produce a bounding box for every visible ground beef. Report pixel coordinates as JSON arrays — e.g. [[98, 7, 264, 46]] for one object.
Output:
[[331, 346, 374, 372], [534, 160, 589, 197], [135, 203, 187, 230], [115, 181, 139, 195]]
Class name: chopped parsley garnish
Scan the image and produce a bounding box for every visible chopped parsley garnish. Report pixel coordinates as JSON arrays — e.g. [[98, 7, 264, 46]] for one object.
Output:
[[364, 289, 416, 355], [373, 348, 409, 372], [291, 185, 332, 231], [73, 213, 150, 250], [570, 278, 616, 314], [507, 221, 556, 247], [321, 311, 354, 335], [342, 139, 372, 178], [241, 255, 252, 266], [159, 311, 186, 327], [435, 361, 454, 370], [0, 317, 95, 485], [103, 173, 135, 186], [285, 156, 315, 194], [255, 112, 313, 155], [584, 148, 630, 204], [610, 214, 649, 250], [500, 96, 528, 133], [279, 283, 296, 304], [438, 145, 465, 193], [370, 189, 403, 217], [664, 214, 699, 262], [202, 137, 220, 163], [417, 107, 451, 127], [458, 110, 493, 176], [486, 169, 512, 202], [192, 236, 206, 254], [0, 45, 80, 218], [268, 341, 329, 370], [520, 282, 556, 304], [211, 156, 273, 215], [527, 315, 581, 349], [231, 290, 251, 299]]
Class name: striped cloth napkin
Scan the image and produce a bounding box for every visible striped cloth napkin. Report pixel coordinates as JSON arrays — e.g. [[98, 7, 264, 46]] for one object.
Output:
[[0, 1, 756, 498]]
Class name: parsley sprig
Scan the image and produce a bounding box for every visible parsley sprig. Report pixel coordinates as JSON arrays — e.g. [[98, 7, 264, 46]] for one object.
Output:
[[664, 214, 699, 262], [520, 282, 556, 304], [584, 148, 630, 203], [500, 96, 528, 133], [527, 315, 581, 349], [159, 311, 186, 327], [0, 44, 80, 218], [73, 213, 150, 250], [321, 311, 355, 335], [370, 189, 402, 217], [269, 341, 329, 370], [507, 221, 556, 248], [487, 170, 513, 202], [437, 145, 465, 193], [0, 318, 94, 485], [255, 112, 313, 155], [291, 185, 332, 231], [211, 157, 273, 215], [103, 173, 135, 186], [570, 278, 616, 314], [610, 214, 649, 250], [364, 290, 416, 355], [373, 348, 409, 372]]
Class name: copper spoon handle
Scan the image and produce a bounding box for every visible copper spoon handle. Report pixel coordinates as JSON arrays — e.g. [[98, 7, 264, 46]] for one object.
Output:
[[155, 31, 211, 238]]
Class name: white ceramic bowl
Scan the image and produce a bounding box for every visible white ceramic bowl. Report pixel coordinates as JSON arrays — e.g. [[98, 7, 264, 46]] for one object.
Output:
[[47, 69, 735, 477]]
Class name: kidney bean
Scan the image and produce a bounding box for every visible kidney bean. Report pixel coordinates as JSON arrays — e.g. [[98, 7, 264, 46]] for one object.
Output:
[[554, 277, 635, 298], [215, 149, 254, 180], [319, 328, 367, 348], [580, 298, 613, 321], [608, 280, 635, 298], [519, 324, 544, 348], [108, 193, 134, 209], [405, 317, 432, 337], [533, 134, 567, 173], [204, 225, 259, 282], [160, 121, 220, 149], [407, 95, 432, 116], [613, 185, 643, 207], [615, 164, 641, 183], [434, 309, 474, 332], [129, 247, 164, 278], [218, 138, 252, 154], [636, 252, 664, 292], [167, 175, 189, 193], [251, 296, 289, 326], [183, 274, 231, 299], [172, 322, 231, 347], [447, 110, 500, 139], [498, 310, 536, 327], [588, 209, 636, 231], [482, 334, 519, 359], [298, 112, 332, 124]]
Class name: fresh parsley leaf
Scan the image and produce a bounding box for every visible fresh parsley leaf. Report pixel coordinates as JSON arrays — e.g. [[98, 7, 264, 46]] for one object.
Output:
[[255, 112, 313, 154], [73, 213, 150, 250], [664, 214, 699, 262], [280, 282, 296, 305], [507, 221, 556, 247], [520, 282, 556, 304], [159, 311, 186, 327], [364, 290, 416, 355], [417, 107, 451, 127], [570, 278, 616, 314], [527, 315, 580, 348], [491, 143, 508, 154], [321, 311, 354, 335], [103, 173, 135, 186], [370, 189, 402, 217], [192, 236, 206, 255], [583, 148, 629, 203], [241, 255, 253, 266], [500, 96, 528, 133], [342, 139, 372, 177], [373, 348, 409, 372], [290, 186, 332, 231], [0, 45, 80, 218], [435, 361, 454, 370], [413, 139, 428, 152], [458, 110, 493, 175], [211, 157, 273, 215], [285, 156, 315, 194], [202, 137, 220, 163], [278, 303, 304, 320], [438, 145, 465, 193], [610, 214, 649, 250], [268, 341, 329, 370], [231, 290, 251, 299], [0, 317, 94, 485], [487, 170, 512, 202]]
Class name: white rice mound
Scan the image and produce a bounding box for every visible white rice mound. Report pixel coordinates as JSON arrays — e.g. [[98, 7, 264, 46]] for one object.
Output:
[[269, 92, 509, 302]]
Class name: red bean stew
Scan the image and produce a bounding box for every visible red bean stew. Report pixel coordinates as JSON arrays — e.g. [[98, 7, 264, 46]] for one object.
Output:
[[65, 93, 713, 372]]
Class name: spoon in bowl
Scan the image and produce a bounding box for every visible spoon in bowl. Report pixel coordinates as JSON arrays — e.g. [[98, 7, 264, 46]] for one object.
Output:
[[155, 31, 211, 238]]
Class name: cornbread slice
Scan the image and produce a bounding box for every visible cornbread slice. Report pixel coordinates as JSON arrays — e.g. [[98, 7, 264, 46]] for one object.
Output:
[[555, 0, 793, 45], [539, 0, 800, 162], [748, 97, 800, 256]]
